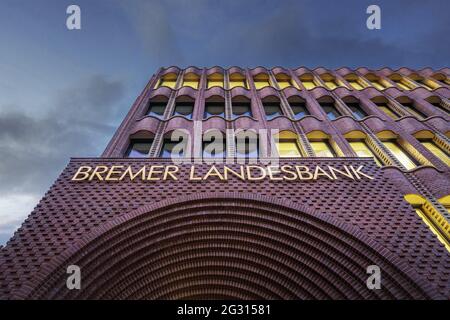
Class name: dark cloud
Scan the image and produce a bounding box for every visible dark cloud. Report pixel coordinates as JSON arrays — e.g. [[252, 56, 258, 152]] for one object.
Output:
[[0, 75, 125, 195]]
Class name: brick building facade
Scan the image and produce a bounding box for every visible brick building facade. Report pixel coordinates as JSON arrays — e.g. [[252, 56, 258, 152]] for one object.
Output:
[[0, 66, 449, 299]]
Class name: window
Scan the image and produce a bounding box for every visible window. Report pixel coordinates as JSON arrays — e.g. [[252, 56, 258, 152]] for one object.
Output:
[[232, 101, 252, 118], [236, 134, 259, 158], [276, 75, 292, 89], [402, 103, 427, 119], [275, 131, 302, 157], [263, 102, 283, 120], [321, 103, 341, 120], [182, 73, 199, 89], [203, 132, 226, 158], [376, 103, 399, 120], [207, 73, 224, 88], [172, 102, 194, 119], [321, 75, 338, 90], [347, 103, 368, 120], [413, 78, 433, 90], [300, 75, 316, 90], [365, 74, 389, 90], [158, 74, 177, 89], [345, 75, 365, 90], [349, 140, 381, 166], [229, 73, 247, 89], [290, 102, 309, 119], [419, 140, 450, 166], [253, 74, 270, 89], [126, 140, 153, 158], [204, 102, 225, 118], [310, 140, 336, 157], [160, 137, 186, 158], [382, 140, 418, 170], [147, 101, 166, 119], [405, 194, 450, 252], [389, 76, 413, 90]]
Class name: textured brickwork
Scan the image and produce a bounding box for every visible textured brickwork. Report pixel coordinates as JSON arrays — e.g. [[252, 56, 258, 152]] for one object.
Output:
[[0, 66, 449, 299]]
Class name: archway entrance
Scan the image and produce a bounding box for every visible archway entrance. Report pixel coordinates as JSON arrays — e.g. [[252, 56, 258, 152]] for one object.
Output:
[[25, 194, 435, 299]]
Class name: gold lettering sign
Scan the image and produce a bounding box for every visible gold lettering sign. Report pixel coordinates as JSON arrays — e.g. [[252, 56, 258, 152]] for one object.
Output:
[[71, 165, 374, 182]]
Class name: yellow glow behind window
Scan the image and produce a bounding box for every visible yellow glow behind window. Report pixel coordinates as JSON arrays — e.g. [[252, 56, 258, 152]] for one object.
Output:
[[349, 141, 381, 166], [276, 140, 301, 157], [383, 141, 417, 170], [310, 141, 335, 157], [421, 141, 450, 166], [378, 105, 398, 119]]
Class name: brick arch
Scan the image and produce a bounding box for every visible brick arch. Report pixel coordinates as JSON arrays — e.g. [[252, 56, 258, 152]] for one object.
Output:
[[21, 193, 440, 299]]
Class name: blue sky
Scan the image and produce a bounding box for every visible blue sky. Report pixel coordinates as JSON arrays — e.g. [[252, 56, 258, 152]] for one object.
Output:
[[0, 0, 449, 244]]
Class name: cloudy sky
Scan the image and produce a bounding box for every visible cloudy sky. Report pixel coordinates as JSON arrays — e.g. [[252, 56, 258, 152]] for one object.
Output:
[[0, 0, 449, 245]]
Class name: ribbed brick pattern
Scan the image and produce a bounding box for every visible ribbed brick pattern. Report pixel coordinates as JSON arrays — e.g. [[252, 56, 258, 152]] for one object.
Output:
[[0, 158, 448, 299]]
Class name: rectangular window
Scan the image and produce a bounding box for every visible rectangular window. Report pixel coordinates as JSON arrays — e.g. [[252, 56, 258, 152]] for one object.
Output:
[[349, 141, 381, 166], [324, 80, 337, 90], [348, 80, 364, 90], [263, 103, 283, 120], [159, 79, 176, 89], [310, 140, 336, 157], [402, 103, 426, 119], [382, 140, 418, 170], [301, 80, 316, 90], [414, 79, 433, 90], [321, 103, 341, 120], [276, 139, 302, 157], [173, 102, 194, 119], [420, 140, 450, 166], [377, 104, 399, 119], [147, 102, 166, 119], [160, 138, 185, 158], [232, 103, 252, 118], [182, 79, 198, 89], [371, 80, 385, 90], [126, 140, 153, 158], [254, 79, 271, 89], [347, 103, 368, 120], [290, 103, 309, 119], [230, 79, 247, 89], [277, 80, 292, 89], [204, 102, 225, 118], [393, 80, 411, 90]]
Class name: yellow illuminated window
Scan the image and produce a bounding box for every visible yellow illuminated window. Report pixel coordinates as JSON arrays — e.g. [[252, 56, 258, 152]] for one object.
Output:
[[324, 80, 337, 90], [254, 75, 271, 89], [301, 79, 316, 90], [414, 207, 450, 252], [207, 73, 224, 88], [230, 80, 246, 88], [182, 74, 199, 89], [277, 79, 292, 89], [348, 80, 364, 90], [377, 104, 399, 119], [276, 140, 302, 157], [391, 78, 412, 90], [371, 80, 385, 90], [310, 141, 335, 157], [420, 140, 450, 166], [159, 78, 177, 89], [229, 73, 247, 88], [382, 141, 418, 170], [349, 141, 381, 166]]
